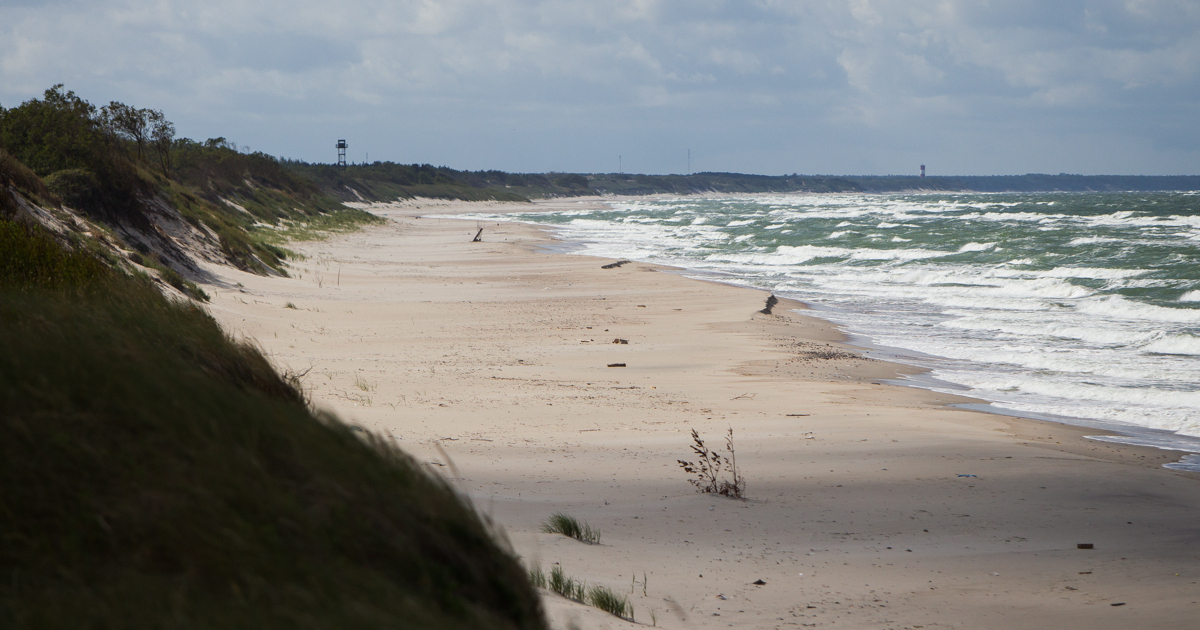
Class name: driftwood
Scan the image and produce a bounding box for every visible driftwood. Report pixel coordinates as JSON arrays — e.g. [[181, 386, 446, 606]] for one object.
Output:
[[759, 294, 779, 315], [472, 228, 483, 242], [601, 260, 631, 269]]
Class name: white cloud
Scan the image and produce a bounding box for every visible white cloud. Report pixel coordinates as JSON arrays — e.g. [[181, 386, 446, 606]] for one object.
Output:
[[0, 0, 1197, 174]]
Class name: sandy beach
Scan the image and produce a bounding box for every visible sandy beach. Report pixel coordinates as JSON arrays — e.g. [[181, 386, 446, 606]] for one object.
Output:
[[201, 199, 1200, 630]]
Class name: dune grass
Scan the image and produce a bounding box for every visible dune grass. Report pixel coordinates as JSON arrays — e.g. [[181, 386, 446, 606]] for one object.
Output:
[[541, 512, 601, 544], [587, 585, 633, 620], [548, 565, 587, 602], [0, 219, 546, 630], [528, 566, 547, 589], [533, 565, 633, 621]]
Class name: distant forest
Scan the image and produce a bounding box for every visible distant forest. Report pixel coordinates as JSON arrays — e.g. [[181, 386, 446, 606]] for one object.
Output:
[[286, 160, 1200, 201]]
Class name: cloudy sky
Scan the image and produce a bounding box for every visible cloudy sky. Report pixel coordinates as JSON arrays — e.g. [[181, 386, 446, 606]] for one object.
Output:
[[2, 0, 1198, 175]]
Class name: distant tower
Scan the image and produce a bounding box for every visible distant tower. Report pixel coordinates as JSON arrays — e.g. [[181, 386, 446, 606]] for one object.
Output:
[[337, 139, 347, 169], [920, 164, 926, 178]]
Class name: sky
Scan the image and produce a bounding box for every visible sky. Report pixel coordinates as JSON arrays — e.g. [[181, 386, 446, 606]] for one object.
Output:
[[2, 0, 1199, 176]]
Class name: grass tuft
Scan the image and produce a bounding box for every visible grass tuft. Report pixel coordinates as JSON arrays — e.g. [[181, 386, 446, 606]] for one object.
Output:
[[528, 566, 547, 589], [548, 565, 586, 602], [588, 585, 633, 620], [533, 563, 634, 621], [541, 512, 601, 544]]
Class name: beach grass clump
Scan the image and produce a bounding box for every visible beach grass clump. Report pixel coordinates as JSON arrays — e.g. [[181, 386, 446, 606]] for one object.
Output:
[[677, 427, 746, 498], [528, 565, 548, 589], [0, 218, 547, 630], [588, 585, 633, 621], [533, 564, 633, 621], [542, 512, 601, 544], [548, 565, 587, 602]]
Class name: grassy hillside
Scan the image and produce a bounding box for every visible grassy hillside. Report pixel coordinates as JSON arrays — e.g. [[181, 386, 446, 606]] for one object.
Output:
[[0, 171, 546, 628], [0, 86, 383, 278]]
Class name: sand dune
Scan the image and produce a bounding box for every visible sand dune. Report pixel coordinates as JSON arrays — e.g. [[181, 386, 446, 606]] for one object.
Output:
[[201, 199, 1200, 629]]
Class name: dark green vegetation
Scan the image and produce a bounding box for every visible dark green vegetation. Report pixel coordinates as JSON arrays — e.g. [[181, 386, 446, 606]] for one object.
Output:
[[0, 200, 546, 628], [287, 163, 1200, 200], [0, 86, 382, 278], [287, 166, 865, 199], [1, 109, 545, 628], [290, 161, 529, 203]]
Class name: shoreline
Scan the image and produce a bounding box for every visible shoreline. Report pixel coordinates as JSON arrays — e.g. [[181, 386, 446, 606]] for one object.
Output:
[[422, 197, 1200, 470], [203, 198, 1200, 629]]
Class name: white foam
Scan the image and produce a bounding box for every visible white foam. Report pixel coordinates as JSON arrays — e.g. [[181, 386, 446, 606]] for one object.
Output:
[[1143, 334, 1200, 356], [1076, 295, 1200, 324], [1179, 290, 1200, 302], [942, 316, 1156, 346], [1068, 236, 1120, 246]]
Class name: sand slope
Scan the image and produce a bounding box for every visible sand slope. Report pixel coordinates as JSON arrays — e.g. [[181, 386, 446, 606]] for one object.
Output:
[[201, 200, 1200, 629]]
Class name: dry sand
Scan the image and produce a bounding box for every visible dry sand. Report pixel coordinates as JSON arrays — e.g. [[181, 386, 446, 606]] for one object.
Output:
[[201, 199, 1200, 629]]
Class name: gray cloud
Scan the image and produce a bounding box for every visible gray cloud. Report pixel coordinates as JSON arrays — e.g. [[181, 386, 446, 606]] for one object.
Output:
[[1, 0, 1197, 174]]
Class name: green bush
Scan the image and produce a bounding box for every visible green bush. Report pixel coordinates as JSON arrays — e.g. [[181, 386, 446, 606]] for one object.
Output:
[[0, 86, 147, 225], [44, 168, 102, 211], [0, 148, 58, 210]]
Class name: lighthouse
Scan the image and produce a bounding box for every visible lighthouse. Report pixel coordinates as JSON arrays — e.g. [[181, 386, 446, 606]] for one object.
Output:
[[920, 164, 926, 178]]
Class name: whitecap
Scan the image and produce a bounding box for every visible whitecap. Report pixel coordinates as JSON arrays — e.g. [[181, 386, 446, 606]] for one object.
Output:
[[1076, 295, 1200, 324], [1068, 236, 1120, 246], [1142, 334, 1200, 356]]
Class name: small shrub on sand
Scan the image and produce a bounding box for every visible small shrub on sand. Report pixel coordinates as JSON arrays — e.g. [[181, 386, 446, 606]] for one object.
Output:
[[677, 427, 745, 498], [542, 512, 601, 544]]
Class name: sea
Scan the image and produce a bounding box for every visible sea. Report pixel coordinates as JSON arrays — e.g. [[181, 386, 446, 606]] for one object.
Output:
[[454, 191, 1200, 471]]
